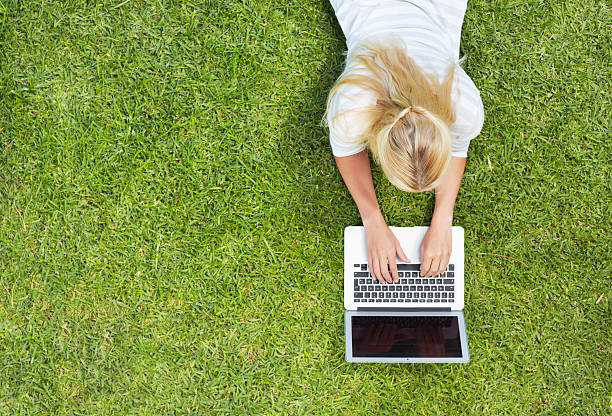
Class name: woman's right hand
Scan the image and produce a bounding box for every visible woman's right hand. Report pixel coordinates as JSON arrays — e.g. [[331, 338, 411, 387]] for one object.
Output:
[[364, 221, 411, 283], [332, 151, 410, 282]]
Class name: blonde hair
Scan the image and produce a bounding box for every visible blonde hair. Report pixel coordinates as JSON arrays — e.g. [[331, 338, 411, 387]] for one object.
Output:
[[325, 39, 456, 192]]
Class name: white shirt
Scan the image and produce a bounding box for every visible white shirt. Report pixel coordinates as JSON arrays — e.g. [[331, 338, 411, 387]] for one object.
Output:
[[327, 0, 484, 157]]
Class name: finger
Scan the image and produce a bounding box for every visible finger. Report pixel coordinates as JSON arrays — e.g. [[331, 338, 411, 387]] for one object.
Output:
[[371, 256, 382, 283], [388, 255, 399, 282], [420, 256, 433, 276], [428, 258, 441, 277], [396, 243, 411, 263], [438, 252, 451, 276], [379, 255, 392, 283], [367, 254, 376, 283], [376, 255, 387, 284]]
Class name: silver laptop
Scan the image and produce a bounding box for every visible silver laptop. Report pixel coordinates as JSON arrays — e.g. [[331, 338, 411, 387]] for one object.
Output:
[[344, 226, 470, 363]]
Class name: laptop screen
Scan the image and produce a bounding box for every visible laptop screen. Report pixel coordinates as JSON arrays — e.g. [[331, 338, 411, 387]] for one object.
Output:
[[351, 315, 463, 358]]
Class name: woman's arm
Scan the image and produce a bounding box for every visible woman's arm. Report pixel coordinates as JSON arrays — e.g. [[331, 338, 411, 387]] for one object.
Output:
[[334, 150, 410, 283], [419, 156, 467, 276]]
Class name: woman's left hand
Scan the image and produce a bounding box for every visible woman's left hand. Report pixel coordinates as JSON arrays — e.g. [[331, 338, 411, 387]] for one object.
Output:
[[419, 224, 452, 276]]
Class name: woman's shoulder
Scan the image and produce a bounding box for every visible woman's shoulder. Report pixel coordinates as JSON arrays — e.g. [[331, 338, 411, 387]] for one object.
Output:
[[450, 65, 484, 156], [326, 80, 377, 157], [328, 80, 377, 119], [326, 61, 379, 157]]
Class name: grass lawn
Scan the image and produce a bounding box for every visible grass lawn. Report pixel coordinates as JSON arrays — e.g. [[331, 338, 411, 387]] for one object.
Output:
[[0, 0, 610, 414]]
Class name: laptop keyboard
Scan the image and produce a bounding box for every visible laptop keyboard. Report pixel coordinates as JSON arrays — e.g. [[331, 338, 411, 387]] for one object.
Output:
[[353, 263, 456, 304]]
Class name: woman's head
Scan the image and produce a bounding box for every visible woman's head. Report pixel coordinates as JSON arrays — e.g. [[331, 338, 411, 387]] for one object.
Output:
[[325, 40, 456, 192], [376, 105, 452, 192]]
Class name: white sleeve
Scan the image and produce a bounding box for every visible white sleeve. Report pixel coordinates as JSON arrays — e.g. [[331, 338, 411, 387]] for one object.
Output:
[[327, 82, 377, 157], [449, 68, 485, 157]]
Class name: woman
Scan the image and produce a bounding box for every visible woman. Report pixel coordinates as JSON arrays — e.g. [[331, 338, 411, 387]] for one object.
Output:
[[325, 0, 484, 284]]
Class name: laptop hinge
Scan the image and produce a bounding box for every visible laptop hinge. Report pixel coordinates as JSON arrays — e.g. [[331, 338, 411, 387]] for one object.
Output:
[[356, 307, 451, 312]]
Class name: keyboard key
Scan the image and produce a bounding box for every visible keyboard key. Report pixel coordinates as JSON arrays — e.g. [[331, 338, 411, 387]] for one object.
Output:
[[412, 272, 419, 277], [416, 279, 421, 284], [449, 293, 454, 298], [398, 298, 405, 302], [391, 299, 397, 302], [434, 299, 440, 302], [442, 293, 448, 298], [427, 299, 433, 303], [354, 292, 363, 298], [399, 292, 405, 298], [355, 299, 360, 302], [403, 286, 409, 291], [444, 279, 454, 284], [435, 292, 440, 298], [438, 285, 444, 291], [441, 272, 446, 277], [368, 286, 374, 291], [397, 264, 420, 271], [372, 293, 377, 299], [393, 293, 398, 298], [429, 279, 436, 284], [398, 272, 404, 277], [431, 286, 437, 291], [410, 286, 416, 291], [359, 279, 365, 284], [424, 286, 430, 291], [417, 286, 423, 291], [386, 293, 392, 298], [361, 285, 367, 291], [412, 299, 418, 303], [366, 278, 372, 284], [448, 264, 455, 271], [420, 293, 426, 298], [441, 299, 447, 303], [354, 272, 369, 277], [383, 299, 389, 302], [437, 279, 442, 284], [376, 299, 382, 302], [382, 286, 388, 291], [408, 279, 414, 284], [368, 299, 374, 302], [419, 299, 425, 303], [365, 292, 370, 298], [389, 286, 395, 292], [361, 264, 368, 271], [354, 264, 360, 268], [445, 286, 454, 291], [401, 279, 407, 284], [427, 292, 433, 298], [406, 293, 412, 298], [448, 272, 455, 277], [373, 279, 379, 284]]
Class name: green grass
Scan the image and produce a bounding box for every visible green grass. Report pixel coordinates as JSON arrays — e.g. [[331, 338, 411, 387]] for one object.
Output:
[[0, 0, 610, 414]]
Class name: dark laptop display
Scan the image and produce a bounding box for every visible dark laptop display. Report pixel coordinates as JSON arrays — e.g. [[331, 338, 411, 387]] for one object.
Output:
[[351, 315, 463, 358]]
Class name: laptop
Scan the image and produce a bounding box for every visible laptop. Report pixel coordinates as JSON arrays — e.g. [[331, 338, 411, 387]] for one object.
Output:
[[344, 226, 470, 363]]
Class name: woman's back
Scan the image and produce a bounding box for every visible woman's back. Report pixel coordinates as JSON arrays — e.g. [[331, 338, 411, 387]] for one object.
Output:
[[329, 0, 468, 62]]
